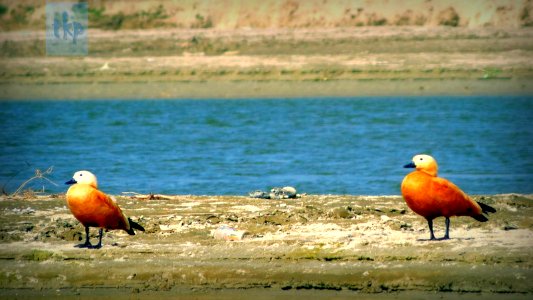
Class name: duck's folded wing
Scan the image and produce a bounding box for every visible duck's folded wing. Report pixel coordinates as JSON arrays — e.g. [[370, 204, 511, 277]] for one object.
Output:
[[430, 177, 482, 216], [90, 189, 130, 230]]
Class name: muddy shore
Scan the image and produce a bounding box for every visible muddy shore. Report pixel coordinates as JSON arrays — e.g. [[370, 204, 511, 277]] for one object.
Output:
[[0, 193, 531, 298]]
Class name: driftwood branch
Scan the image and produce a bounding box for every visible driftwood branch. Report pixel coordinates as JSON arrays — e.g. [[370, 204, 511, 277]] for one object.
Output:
[[121, 192, 183, 200], [12, 166, 58, 196]]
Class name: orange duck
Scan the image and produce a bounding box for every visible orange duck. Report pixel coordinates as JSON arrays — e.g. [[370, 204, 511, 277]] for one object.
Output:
[[65, 171, 144, 248], [401, 155, 495, 240]]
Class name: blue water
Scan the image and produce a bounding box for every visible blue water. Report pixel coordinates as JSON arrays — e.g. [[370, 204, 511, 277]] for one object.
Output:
[[1, 97, 532, 196]]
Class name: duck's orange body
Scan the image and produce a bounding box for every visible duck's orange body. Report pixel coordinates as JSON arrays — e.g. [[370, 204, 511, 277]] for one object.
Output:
[[401, 155, 495, 240], [401, 171, 483, 221], [66, 184, 130, 231], [65, 170, 144, 248]]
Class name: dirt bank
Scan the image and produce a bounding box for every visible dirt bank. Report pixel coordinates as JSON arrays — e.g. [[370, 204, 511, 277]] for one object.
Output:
[[2, 0, 533, 30], [1, 26, 532, 99], [0, 193, 531, 298]]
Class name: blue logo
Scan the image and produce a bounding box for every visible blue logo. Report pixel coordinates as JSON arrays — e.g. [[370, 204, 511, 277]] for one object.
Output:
[[53, 11, 85, 44], [46, 2, 88, 56]]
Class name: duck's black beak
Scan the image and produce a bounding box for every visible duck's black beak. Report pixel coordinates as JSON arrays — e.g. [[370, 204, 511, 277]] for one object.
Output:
[[65, 179, 77, 185], [403, 162, 416, 168]]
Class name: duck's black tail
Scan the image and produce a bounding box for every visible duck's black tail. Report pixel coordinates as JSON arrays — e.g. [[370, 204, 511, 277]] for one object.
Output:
[[478, 201, 496, 214], [472, 201, 496, 222], [126, 218, 145, 235]]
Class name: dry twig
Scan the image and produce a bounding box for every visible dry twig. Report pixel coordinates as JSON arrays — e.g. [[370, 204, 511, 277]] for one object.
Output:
[[12, 166, 58, 196], [121, 192, 183, 200]]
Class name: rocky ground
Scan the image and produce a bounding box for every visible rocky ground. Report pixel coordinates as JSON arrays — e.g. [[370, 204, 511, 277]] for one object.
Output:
[[0, 193, 531, 299]]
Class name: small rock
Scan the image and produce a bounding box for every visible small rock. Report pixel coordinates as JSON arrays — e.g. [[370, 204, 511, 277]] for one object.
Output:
[[250, 186, 300, 199], [270, 186, 298, 199], [281, 186, 297, 197]]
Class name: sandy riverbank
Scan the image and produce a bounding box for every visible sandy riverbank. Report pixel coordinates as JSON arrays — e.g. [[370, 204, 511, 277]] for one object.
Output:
[[1, 26, 533, 99], [0, 193, 531, 298]]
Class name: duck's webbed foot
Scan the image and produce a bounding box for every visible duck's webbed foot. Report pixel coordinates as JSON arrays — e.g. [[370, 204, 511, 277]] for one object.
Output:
[[75, 241, 93, 248], [75, 226, 93, 248], [89, 228, 104, 249]]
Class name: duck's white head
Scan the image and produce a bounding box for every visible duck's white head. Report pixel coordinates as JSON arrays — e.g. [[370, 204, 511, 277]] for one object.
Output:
[[65, 170, 98, 188], [404, 154, 438, 176]]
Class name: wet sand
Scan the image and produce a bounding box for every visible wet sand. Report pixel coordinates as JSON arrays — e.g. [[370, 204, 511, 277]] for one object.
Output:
[[1, 193, 531, 298]]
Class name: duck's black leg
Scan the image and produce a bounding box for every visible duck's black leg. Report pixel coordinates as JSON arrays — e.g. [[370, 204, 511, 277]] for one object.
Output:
[[76, 226, 92, 248], [91, 228, 103, 249], [427, 218, 437, 240], [442, 217, 451, 240]]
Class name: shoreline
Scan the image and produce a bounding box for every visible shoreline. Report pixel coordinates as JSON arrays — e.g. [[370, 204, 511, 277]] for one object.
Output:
[[2, 79, 532, 100]]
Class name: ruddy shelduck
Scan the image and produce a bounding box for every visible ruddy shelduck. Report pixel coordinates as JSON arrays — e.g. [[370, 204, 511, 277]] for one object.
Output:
[[401, 155, 495, 240], [65, 171, 144, 249]]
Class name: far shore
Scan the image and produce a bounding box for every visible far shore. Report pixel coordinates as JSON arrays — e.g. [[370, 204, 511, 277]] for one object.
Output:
[[2, 26, 533, 100], [2, 79, 532, 100]]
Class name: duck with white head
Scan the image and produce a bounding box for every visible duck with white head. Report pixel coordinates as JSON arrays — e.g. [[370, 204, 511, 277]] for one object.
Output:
[[65, 170, 144, 249], [401, 154, 496, 240]]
